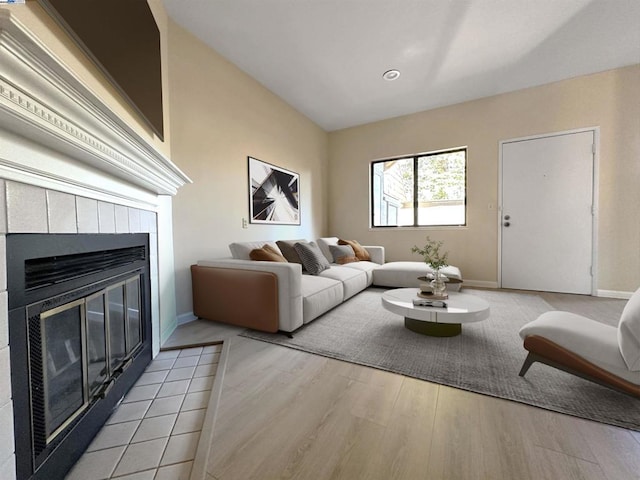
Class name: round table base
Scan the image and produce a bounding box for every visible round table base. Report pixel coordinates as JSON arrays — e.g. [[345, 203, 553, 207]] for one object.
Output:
[[405, 317, 462, 337]]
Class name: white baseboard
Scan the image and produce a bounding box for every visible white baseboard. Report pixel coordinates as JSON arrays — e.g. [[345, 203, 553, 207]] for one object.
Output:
[[461, 283, 632, 299], [177, 311, 197, 325], [463, 280, 499, 289], [596, 290, 634, 300]]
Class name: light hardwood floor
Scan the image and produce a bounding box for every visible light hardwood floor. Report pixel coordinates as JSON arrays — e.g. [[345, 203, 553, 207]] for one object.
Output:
[[164, 289, 639, 480]]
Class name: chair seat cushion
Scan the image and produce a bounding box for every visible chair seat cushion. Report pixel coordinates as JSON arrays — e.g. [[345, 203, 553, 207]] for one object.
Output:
[[519, 311, 639, 385], [618, 287, 640, 371]]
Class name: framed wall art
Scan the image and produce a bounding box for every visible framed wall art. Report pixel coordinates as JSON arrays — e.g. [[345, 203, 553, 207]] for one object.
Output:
[[248, 156, 300, 225]]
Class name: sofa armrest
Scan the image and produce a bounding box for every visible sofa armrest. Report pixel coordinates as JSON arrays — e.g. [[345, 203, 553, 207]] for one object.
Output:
[[362, 246, 385, 264], [191, 265, 279, 331], [195, 259, 304, 332]]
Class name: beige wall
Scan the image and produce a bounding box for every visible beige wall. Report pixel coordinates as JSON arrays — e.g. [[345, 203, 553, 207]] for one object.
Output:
[[167, 21, 329, 318], [328, 65, 640, 293]]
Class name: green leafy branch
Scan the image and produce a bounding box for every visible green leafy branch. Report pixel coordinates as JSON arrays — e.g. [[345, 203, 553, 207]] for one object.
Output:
[[411, 236, 449, 271]]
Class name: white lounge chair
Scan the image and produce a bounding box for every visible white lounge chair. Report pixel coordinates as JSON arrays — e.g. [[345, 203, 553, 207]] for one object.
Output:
[[518, 287, 640, 398]]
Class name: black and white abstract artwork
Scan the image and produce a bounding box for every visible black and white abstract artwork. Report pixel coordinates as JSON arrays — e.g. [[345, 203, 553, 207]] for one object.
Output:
[[249, 157, 300, 224]]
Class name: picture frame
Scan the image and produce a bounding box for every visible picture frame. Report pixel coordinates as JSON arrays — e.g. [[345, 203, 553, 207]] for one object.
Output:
[[248, 156, 300, 225]]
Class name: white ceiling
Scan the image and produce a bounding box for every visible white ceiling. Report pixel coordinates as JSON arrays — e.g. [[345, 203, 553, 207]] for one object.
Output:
[[162, 0, 640, 132]]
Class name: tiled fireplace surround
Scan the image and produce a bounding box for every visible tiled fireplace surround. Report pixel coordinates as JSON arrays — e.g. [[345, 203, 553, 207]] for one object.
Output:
[[0, 184, 161, 479], [0, 11, 191, 479]]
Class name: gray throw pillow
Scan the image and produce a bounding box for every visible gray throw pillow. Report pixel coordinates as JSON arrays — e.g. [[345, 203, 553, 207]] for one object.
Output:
[[329, 244, 356, 263], [276, 239, 306, 265], [293, 241, 331, 275]]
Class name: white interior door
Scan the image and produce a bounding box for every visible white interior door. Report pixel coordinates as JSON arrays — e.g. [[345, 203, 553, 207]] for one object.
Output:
[[500, 131, 595, 294]]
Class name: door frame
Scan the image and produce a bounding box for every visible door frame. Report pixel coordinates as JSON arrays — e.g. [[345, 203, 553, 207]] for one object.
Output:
[[497, 127, 600, 295]]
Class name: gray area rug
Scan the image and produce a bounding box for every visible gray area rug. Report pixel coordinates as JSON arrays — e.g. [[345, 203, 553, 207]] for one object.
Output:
[[241, 288, 640, 431]]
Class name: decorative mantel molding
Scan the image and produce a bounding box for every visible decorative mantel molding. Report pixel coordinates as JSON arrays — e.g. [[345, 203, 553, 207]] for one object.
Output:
[[0, 9, 191, 199]]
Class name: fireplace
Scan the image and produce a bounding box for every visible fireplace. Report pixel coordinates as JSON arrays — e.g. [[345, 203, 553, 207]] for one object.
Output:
[[0, 10, 191, 480], [7, 233, 152, 480]]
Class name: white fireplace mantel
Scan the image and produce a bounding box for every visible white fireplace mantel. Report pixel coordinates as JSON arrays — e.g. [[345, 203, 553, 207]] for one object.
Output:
[[0, 9, 191, 206]]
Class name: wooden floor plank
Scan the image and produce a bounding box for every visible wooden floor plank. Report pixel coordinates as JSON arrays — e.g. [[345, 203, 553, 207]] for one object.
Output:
[[527, 445, 607, 480], [359, 378, 438, 480], [577, 422, 640, 480], [426, 385, 541, 480], [510, 400, 599, 463]]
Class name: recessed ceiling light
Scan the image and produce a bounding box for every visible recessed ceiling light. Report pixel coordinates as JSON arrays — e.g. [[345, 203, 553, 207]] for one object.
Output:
[[382, 69, 400, 81]]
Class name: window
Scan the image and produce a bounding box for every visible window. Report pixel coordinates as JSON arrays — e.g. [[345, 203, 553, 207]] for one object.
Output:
[[371, 148, 466, 227]]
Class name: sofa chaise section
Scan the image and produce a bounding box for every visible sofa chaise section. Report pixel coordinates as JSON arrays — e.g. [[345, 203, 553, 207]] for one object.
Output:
[[373, 261, 463, 291], [317, 237, 463, 291]]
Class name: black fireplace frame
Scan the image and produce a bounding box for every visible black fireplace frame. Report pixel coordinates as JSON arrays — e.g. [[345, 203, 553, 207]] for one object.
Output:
[[7, 233, 153, 480]]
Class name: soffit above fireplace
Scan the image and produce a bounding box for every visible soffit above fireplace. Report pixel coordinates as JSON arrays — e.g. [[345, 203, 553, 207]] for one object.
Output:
[[0, 10, 191, 197]]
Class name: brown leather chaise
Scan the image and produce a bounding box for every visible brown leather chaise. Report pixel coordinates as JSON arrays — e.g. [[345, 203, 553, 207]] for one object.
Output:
[[518, 287, 640, 399]]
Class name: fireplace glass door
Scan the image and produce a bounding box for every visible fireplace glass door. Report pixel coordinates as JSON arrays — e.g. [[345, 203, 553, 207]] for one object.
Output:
[[28, 273, 145, 449], [107, 284, 126, 372], [41, 299, 88, 442], [126, 277, 141, 353], [106, 276, 143, 374], [86, 293, 107, 395]]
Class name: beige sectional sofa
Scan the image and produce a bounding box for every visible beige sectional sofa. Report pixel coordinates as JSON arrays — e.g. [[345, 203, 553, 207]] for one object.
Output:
[[191, 237, 462, 333]]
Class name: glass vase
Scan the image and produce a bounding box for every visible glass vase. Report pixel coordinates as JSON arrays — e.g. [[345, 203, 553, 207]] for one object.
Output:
[[430, 269, 447, 296]]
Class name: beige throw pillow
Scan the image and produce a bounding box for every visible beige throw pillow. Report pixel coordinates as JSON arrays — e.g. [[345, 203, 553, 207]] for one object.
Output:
[[338, 239, 371, 261], [337, 256, 359, 264], [249, 244, 288, 262]]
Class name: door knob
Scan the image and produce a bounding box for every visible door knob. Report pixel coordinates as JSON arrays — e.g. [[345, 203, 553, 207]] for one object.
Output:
[[503, 221, 510, 227], [504, 215, 510, 220]]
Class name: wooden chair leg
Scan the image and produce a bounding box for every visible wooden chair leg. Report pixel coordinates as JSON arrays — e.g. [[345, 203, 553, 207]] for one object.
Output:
[[518, 353, 536, 377]]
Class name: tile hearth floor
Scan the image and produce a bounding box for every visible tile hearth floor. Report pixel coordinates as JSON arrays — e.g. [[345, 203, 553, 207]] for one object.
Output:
[[65, 344, 222, 480]]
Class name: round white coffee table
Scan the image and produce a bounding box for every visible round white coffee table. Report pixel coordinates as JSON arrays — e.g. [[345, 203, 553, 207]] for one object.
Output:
[[381, 288, 490, 337]]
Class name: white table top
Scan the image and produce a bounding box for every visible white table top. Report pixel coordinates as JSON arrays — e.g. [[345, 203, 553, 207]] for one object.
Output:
[[381, 288, 490, 325]]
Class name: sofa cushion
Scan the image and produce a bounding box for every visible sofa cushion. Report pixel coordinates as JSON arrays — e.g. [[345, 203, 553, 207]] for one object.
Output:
[[249, 244, 288, 262], [294, 241, 331, 275], [338, 239, 371, 261], [229, 241, 283, 260], [318, 266, 368, 300], [618, 287, 640, 371], [329, 244, 358, 264], [276, 239, 307, 265], [340, 261, 378, 285], [301, 275, 343, 323], [520, 311, 639, 384]]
